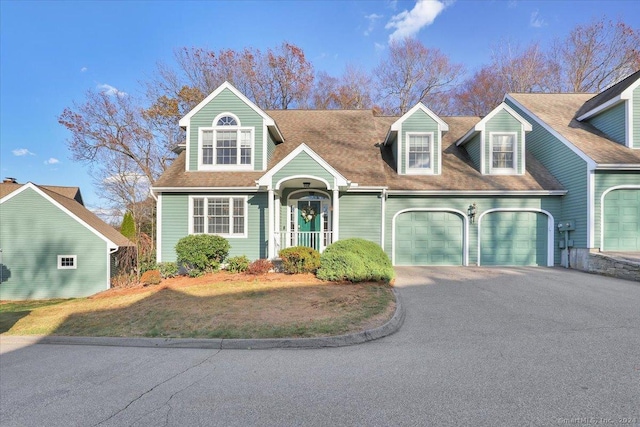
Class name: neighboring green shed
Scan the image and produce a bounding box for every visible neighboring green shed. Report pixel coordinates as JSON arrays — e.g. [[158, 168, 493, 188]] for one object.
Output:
[[0, 181, 133, 300]]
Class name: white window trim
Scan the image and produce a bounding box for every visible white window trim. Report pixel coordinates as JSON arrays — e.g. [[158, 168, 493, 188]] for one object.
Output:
[[197, 112, 254, 170], [188, 195, 248, 238], [57, 255, 77, 270], [489, 132, 518, 175], [405, 132, 435, 175]]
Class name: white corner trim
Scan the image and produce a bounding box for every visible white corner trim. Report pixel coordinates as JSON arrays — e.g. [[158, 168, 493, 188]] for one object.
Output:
[[477, 208, 555, 267], [257, 143, 348, 189], [1, 183, 119, 249], [504, 95, 597, 169], [156, 193, 163, 263], [587, 170, 594, 248], [599, 185, 640, 251], [391, 208, 469, 267]]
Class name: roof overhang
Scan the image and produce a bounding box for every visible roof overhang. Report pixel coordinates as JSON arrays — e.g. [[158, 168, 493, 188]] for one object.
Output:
[[576, 78, 640, 121], [385, 102, 448, 145], [457, 102, 532, 146], [595, 164, 640, 170], [385, 190, 567, 196]]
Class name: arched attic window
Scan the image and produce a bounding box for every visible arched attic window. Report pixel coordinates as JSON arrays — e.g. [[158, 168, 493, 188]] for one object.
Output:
[[200, 113, 253, 167]]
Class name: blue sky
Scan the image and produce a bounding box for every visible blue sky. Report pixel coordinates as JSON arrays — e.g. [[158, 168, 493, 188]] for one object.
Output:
[[1, 0, 639, 213]]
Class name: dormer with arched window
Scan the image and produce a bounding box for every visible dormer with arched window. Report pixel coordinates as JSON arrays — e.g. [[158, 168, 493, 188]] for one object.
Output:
[[198, 113, 254, 169]]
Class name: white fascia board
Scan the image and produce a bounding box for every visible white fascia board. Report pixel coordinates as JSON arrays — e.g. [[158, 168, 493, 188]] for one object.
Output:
[[151, 186, 260, 193], [474, 102, 533, 132], [595, 164, 640, 170], [455, 127, 478, 146], [385, 189, 567, 196], [257, 143, 349, 189], [577, 79, 640, 121], [178, 81, 276, 128], [5, 183, 119, 249], [504, 95, 597, 169], [390, 103, 449, 132], [345, 186, 388, 193]]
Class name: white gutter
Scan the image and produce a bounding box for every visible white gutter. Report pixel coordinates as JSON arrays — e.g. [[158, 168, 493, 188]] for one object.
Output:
[[385, 190, 567, 196]]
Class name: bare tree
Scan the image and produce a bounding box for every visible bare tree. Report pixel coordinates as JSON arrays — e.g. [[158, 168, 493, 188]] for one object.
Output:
[[553, 17, 640, 92], [491, 41, 559, 93], [374, 38, 463, 115], [452, 67, 506, 116], [312, 65, 373, 109]]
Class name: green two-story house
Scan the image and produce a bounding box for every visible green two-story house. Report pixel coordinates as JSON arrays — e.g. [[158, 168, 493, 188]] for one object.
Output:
[[153, 71, 640, 268]]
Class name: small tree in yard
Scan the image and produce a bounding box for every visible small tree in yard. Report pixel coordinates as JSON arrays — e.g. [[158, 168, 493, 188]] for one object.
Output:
[[175, 234, 230, 276], [120, 211, 136, 241]]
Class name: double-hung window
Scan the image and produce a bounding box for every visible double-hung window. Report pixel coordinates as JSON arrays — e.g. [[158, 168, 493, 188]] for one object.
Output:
[[191, 196, 247, 237], [200, 114, 253, 169], [407, 133, 433, 173], [491, 133, 517, 173]]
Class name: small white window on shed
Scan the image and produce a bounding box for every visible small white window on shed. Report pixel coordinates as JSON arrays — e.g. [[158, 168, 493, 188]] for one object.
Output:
[[58, 255, 77, 269]]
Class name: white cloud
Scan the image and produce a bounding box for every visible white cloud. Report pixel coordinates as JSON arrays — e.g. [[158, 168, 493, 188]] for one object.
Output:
[[529, 10, 546, 28], [375, 42, 386, 53], [508, 0, 518, 8], [44, 158, 60, 165], [364, 13, 384, 36], [12, 148, 35, 156], [387, 0, 398, 11], [97, 83, 127, 97], [385, 0, 451, 42], [80, 66, 88, 72]]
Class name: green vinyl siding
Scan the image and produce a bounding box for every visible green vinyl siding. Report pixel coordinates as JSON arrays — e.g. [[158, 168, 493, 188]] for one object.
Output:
[[480, 211, 548, 266], [506, 99, 589, 249], [588, 102, 626, 145], [465, 133, 482, 170], [395, 211, 463, 265], [633, 86, 640, 148], [267, 131, 277, 165], [401, 109, 441, 174], [338, 193, 381, 244], [384, 196, 561, 266], [188, 88, 264, 171], [159, 194, 189, 262], [272, 151, 335, 188], [0, 188, 109, 299], [484, 109, 524, 174], [593, 171, 640, 250], [159, 192, 268, 262]]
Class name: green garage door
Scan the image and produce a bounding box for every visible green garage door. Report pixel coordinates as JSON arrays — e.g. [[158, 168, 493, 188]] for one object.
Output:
[[603, 190, 640, 251], [480, 211, 548, 266], [395, 211, 463, 265]]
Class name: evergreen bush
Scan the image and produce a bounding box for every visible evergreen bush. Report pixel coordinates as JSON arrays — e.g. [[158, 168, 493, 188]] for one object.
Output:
[[316, 238, 394, 283], [278, 246, 321, 274], [175, 234, 230, 276], [226, 255, 250, 273]]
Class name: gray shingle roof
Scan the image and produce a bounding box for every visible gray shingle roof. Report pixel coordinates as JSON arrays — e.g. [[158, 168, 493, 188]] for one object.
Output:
[[0, 182, 133, 247], [155, 109, 564, 192], [509, 93, 640, 165]]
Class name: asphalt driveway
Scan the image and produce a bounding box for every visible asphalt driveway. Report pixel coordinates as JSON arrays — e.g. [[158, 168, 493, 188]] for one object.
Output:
[[1, 267, 639, 426]]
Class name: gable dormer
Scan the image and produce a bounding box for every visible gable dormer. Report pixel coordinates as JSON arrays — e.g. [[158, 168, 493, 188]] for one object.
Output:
[[576, 70, 640, 149], [456, 102, 532, 175], [179, 81, 283, 172], [384, 103, 449, 175]]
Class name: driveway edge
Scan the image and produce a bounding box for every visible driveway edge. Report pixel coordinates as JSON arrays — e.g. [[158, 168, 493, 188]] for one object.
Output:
[[0, 288, 404, 350]]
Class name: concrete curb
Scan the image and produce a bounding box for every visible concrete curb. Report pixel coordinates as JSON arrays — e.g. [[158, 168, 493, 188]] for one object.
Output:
[[0, 289, 404, 350]]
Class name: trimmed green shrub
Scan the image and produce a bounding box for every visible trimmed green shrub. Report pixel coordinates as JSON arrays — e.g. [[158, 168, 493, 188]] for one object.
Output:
[[140, 269, 161, 286], [279, 246, 320, 274], [158, 262, 179, 278], [317, 238, 394, 283], [227, 255, 250, 273], [247, 259, 273, 275], [175, 234, 230, 275]]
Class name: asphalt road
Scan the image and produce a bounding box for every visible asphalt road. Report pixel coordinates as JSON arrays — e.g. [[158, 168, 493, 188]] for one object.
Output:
[[1, 267, 639, 426]]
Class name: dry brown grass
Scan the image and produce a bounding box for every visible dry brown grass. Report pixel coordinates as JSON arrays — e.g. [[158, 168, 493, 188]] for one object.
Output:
[[0, 272, 395, 339]]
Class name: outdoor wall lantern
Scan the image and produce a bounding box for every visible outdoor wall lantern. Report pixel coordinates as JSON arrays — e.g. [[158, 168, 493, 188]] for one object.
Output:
[[467, 203, 477, 223], [303, 182, 311, 188]]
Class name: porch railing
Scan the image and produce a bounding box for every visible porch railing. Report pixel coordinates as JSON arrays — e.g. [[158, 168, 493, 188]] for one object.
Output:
[[274, 231, 333, 253]]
